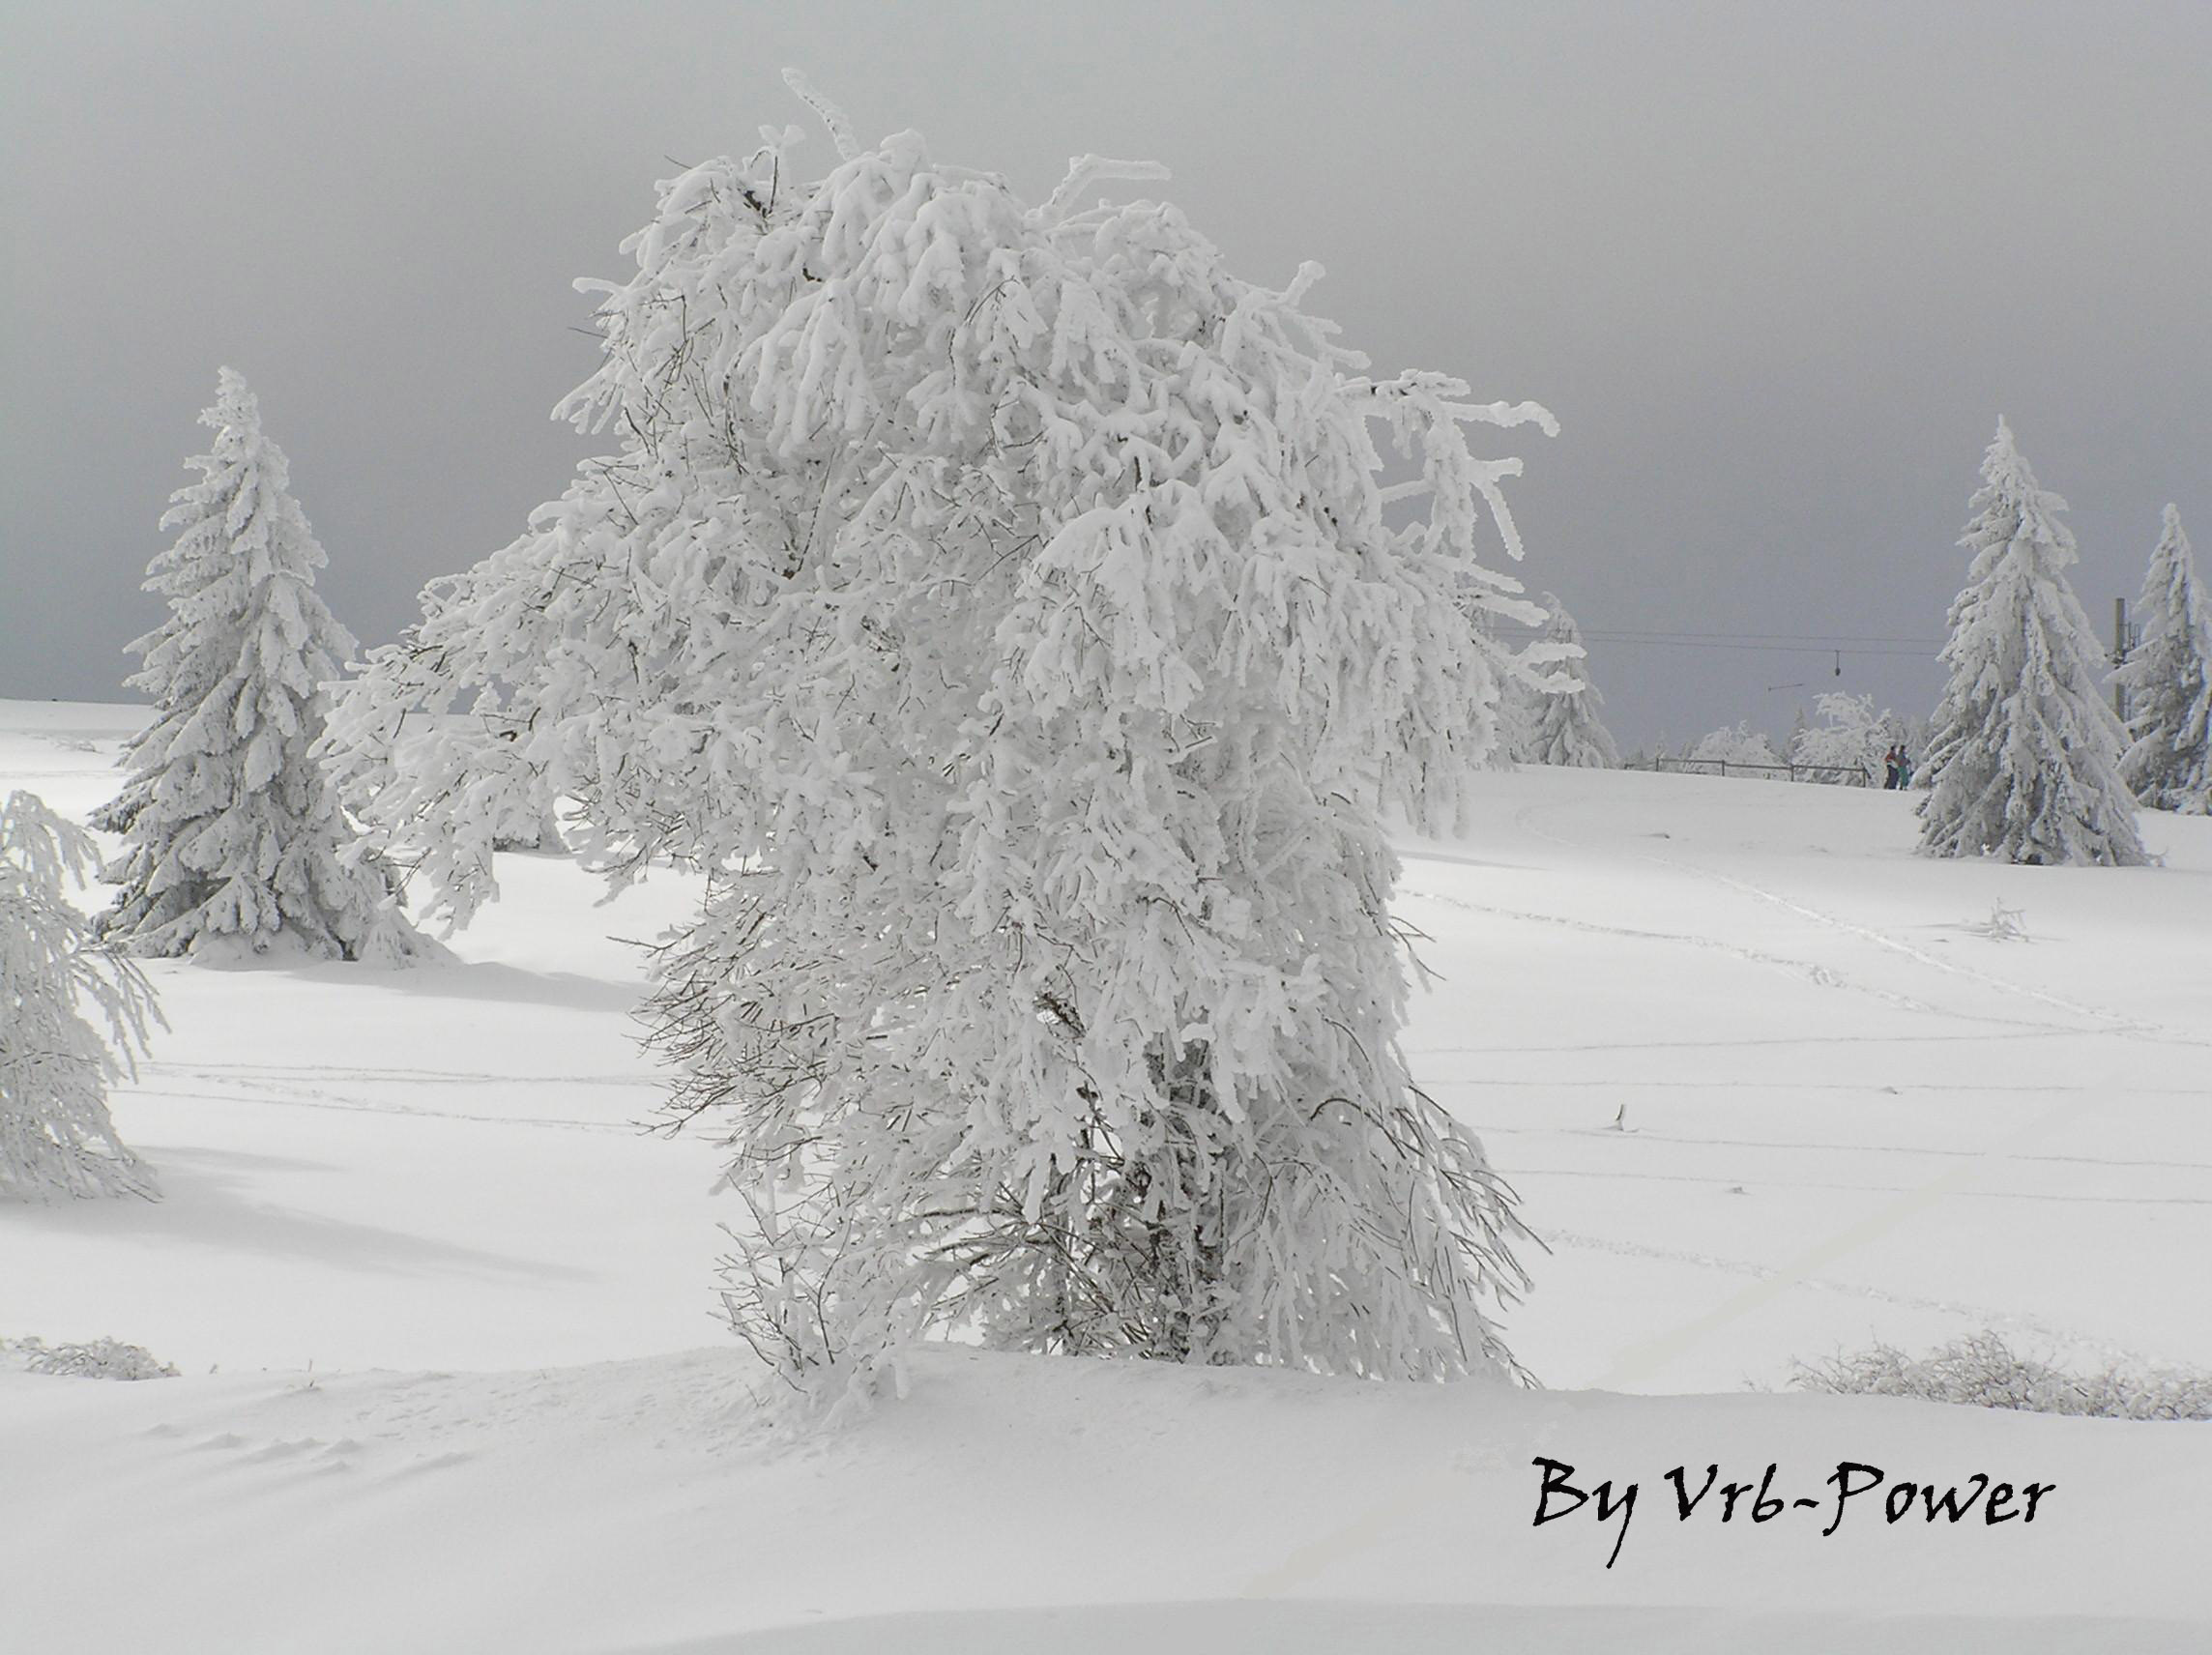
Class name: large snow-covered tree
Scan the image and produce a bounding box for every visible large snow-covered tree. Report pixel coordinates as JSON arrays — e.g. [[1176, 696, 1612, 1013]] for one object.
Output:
[[1517, 594, 1618, 768], [2, 792, 161, 1200], [1684, 722, 1781, 769], [1790, 691, 1900, 782], [328, 85, 1549, 1404], [1918, 420, 2144, 865], [92, 370, 431, 963], [2112, 505, 2212, 813]]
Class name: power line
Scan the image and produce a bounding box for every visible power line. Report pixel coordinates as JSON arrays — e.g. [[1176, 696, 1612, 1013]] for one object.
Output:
[[1580, 635, 1937, 658], [1580, 627, 1946, 646]]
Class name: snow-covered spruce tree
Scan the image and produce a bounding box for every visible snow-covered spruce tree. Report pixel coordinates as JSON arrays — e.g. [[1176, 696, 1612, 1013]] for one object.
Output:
[[1918, 420, 2145, 865], [328, 85, 1550, 1405], [1, 792, 162, 1200], [91, 370, 431, 963], [1478, 607, 1570, 767], [2113, 505, 2212, 813], [1518, 594, 1618, 768], [1487, 615, 1537, 765]]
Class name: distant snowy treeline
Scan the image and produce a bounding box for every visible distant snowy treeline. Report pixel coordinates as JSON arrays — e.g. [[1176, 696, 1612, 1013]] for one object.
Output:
[[1620, 438, 2206, 837]]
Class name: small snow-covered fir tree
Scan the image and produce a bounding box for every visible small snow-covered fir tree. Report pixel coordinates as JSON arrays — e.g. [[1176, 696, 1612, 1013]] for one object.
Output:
[[2112, 505, 2212, 813], [1918, 421, 2145, 865], [92, 370, 431, 962], [2, 792, 162, 1200], [1519, 594, 1618, 768], [329, 82, 1551, 1405], [1790, 691, 1900, 781]]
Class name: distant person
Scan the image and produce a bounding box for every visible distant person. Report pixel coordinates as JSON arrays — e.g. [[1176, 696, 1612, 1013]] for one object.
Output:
[[1898, 750, 1914, 788], [1882, 745, 1901, 789]]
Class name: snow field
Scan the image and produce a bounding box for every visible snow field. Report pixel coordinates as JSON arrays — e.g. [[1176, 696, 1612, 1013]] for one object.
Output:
[[4, 704, 2209, 1649]]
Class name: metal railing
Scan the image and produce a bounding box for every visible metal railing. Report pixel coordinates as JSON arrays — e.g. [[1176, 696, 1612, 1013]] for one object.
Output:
[[1647, 757, 1871, 787]]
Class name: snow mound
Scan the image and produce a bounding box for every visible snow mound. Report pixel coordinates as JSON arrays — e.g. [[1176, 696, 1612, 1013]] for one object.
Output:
[[6, 1347, 2209, 1650]]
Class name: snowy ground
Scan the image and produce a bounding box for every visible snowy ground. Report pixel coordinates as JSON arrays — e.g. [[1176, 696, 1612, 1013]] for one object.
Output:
[[5, 699, 2209, 1651]]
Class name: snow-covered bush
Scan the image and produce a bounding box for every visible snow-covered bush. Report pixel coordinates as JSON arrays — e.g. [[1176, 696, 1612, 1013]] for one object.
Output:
[[4, 1335, 179, 1380], [1918, 421, 2144, 865], [1790, 691, 1896, 781], [1685, 722, 1781, 769], [90, 370, 435, 964], [1791, 1332, 2212, 1421], [492, 800, 568, 854], [1517, 595, 1618, 768], [329, 81, 1548, 1407], [2113, 505, 2212, 814], [1, 791, 161, 1200]]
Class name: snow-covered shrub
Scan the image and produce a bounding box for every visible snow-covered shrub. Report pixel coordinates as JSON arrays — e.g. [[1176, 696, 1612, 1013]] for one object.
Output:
[[4, 1335, 179, 1380], [2113, 505, 2212, 814], [330, 80, 1547, 1407], [1790, 691, 1896, 781], [1918, 421, 2144, 865], [1685, 722, 1782, 769], [492, 800, 568, 854], [1963, 901, 2031, 943], [1517, 595, 1619, 768], [90, 370, 435, 964], [1791, 1332, 2212, 1421], [1, 792, 161, 1201]]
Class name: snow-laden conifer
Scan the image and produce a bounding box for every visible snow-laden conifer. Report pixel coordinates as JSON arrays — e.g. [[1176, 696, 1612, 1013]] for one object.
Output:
[[92, 370, 430, 962], [329, 86, 1550, 1403], [1, 792, 161, 1200], [1918, 421, 2145, 865], [2112, 506, 2212, 813], [1486, 614, 1537, 765], [1518, 595, 1618, 768]]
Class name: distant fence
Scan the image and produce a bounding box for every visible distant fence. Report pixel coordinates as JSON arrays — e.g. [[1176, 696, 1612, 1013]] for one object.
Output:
[[1645, 757, 1871, 787]]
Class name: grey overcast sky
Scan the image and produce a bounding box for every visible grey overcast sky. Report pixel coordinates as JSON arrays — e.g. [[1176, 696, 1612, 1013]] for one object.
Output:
[[4, 0, 2206, 750]]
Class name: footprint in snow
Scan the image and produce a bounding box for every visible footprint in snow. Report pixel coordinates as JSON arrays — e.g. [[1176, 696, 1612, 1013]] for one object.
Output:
[[390, 1449, 474, 1477], [240, 1437, 320, 1463]]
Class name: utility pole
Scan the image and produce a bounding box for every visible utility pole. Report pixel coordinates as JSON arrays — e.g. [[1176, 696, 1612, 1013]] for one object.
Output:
[[2112, 596, 2130, 721]]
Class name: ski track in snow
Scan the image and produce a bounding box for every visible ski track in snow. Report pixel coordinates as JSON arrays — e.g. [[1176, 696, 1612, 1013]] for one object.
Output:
[[1397, 884, 2064, 1031], [1466, 1117, 2212, 1173], [1398, 792, 2211, 1378], [1504, 1161, 2212, 1206], [1419, 1028, 2093, 1056], [1500, 795, 2161, 1036], [1670, 857, 2157, 1032], [146, 1060, 662, 1087], [124, 1061, 673, 1136], [1535, 1224, 2167, 1366], [124, 1086, 646, 1133]]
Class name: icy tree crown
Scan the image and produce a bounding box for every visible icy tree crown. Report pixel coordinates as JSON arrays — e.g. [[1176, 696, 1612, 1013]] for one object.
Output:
[[331, 105, 1557, 922]]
